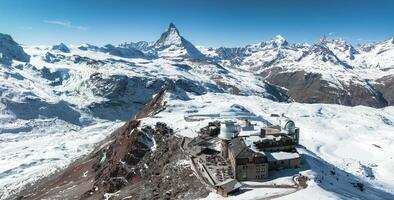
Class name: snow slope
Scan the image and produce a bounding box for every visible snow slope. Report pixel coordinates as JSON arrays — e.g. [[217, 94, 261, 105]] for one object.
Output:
[[1, 23, 394, 199], [202, 35, 394, 84], [0, 32, 281, 199], [141, 93, 394, 200]]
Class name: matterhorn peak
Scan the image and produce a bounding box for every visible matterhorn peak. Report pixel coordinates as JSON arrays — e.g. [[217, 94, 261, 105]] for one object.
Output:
[[155, 23, 182, 47], [168, 23, 178, 31], [152, 23, 205, 59], [167, 23, 181, 37]]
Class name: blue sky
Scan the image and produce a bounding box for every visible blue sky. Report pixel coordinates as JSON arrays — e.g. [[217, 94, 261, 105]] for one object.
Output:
[[1, 0, 393, 47]]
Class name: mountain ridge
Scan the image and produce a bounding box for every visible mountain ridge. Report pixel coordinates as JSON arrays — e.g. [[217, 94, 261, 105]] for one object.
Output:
[[1, 24, 394, 200], [1, 23, 394, 108]]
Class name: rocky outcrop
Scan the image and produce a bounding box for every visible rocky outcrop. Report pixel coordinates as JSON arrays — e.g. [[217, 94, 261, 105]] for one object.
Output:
[[100, 44, 145, 58], [261, 67, 389, 107], [154, 23, 205, 59], [78, 43, 100, 51], [43, 52, 65, 63], [16, 91, 209, 200], [0, 33, 30, 64], [51, 43, 70, 53], [375, 75, 394, 106]]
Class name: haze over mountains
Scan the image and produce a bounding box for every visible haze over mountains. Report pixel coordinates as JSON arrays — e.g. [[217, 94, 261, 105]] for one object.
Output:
[[1, 23, 394, 199]]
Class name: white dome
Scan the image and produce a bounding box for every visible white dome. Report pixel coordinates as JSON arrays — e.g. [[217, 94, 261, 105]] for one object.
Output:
[[281, 118, 295, 131], [219, 120, 236, 140]]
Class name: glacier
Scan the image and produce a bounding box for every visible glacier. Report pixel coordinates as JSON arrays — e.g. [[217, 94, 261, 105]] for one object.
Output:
[[0, 23, 394, 199]]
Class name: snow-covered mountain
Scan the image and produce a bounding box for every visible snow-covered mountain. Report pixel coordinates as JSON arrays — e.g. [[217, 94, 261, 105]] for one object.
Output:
[[152, 23, 205, 59], [0, 33, 30, 65], [119, 23, 205, 60], [197, 34, 394, 108], [1, 23, 394, 200]]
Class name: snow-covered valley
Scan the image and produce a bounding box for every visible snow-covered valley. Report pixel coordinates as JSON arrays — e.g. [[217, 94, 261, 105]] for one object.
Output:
[[1, 23, 394, 199]]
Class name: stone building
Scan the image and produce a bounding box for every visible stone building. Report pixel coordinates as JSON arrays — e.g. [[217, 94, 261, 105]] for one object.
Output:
[[225, 118, 301, 181], [228, 138, 269, 180], [253, 132, 297, 152], [215, 179, 241, 197], [266, 151, 301, 170]]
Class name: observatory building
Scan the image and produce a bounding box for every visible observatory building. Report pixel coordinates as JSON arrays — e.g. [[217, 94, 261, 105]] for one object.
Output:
[[219, 120, 237, 159], [186, 110, 302, 197], [222, 117, 301, 181]]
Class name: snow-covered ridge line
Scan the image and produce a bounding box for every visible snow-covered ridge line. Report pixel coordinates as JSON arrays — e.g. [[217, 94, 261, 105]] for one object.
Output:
[[0, 23, 394, 199]]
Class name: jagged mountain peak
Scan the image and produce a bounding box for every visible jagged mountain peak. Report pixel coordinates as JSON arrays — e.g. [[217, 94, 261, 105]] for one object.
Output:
[[251, 35, 288, 49], [271, 35, 287, 46], [383, 36, 394, 44], [317, 37, 348, 45], [119, 41, 152, 49], [155, 23, 183, 47], [316, 36, 329, 45], [314, 37, 358, 58], [153, 23, 205, 59], [357, 36, 394, 52], [51, 43, 70, 53], [168, 22, 178, 31], [0, 33, 13, 42], [0, 32, 30, 64], [77, 43, 99, 51], [167, 23, 180, 36]]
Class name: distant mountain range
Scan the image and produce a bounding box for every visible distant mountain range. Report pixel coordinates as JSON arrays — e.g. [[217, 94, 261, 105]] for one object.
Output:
[[1, 23, 394, 110], [1, 23, 394, 199]]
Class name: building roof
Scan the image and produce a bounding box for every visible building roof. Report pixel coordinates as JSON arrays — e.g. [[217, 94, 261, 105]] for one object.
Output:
[[229, 137, 247, 158], [266, 151, 300, 162], [242, 133, 295, 151], [215, 178, 241, 192], [238, 125, 261, 137], [229, 137, 266, 159]]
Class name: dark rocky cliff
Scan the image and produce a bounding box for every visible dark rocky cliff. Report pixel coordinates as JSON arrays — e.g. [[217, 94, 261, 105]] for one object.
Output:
[[16, 91, 209, 200], [261, 67, 391, 108]]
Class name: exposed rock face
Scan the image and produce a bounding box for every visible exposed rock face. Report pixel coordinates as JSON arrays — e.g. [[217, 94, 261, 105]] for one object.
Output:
[[135, 90, 167, 119], [89, 73, 128, 98], [375, 75, 394, 106], [51, 43, 70, 53], [16, 91, 209, 200], [84, 71, 223, 120], [78, 43, 100, 51], [43, 52, 65, 63], [197, 35, 394, 108], [120, 41, 153, 52], [1, 97, 81, 125], [100, 44, 145, 58], [261, 67, 389, 107], [0, 33, 30, 64], [154, 23, 205, 59]]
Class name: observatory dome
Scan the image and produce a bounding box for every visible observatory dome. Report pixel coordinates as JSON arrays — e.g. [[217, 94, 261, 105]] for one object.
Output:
[[219, 120, 237, 140]]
